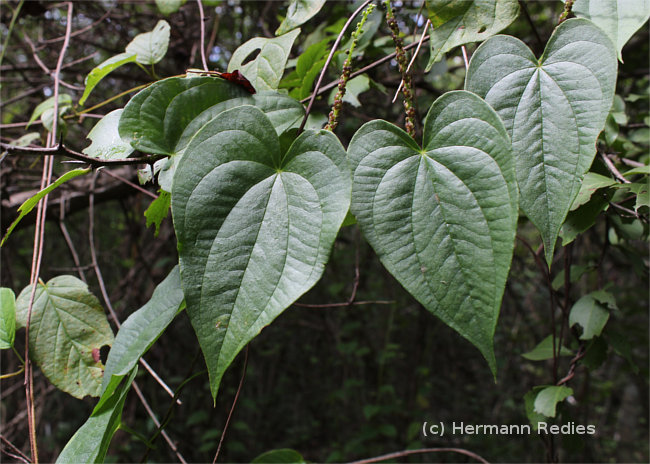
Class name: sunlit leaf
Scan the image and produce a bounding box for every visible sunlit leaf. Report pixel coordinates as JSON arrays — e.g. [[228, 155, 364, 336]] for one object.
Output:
[[0, 288, 16, 349], [276, 0, 326, 35], [82, 109, 135, 160], [125, 20, 171, 65], [533, 385, 573, 417], [79, 53, 137, 106]]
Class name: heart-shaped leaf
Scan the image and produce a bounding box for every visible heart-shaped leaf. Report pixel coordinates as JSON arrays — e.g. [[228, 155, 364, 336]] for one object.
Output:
[[465, 18, 617, 265], [15, 276, 114, 398], [119, 76, 304, 191], [228, 29, 301, 91], [172, 105, 350, 398], [572, 0, 650, 61], [425, 0, 520, 71], [348, 91, 517, 374]]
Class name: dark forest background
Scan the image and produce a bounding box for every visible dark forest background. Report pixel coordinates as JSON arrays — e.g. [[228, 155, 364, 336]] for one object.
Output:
[[1, 1, 648, 462]]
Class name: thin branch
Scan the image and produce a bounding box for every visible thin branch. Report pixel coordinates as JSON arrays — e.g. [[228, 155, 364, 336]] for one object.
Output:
[[0, 435, 30, 463], [197, 0, 209, 71], [59, 197, 87, 283], [0, 0, 24, 68], [461, 45, 470, 70], [298, 0, 373, 133], [347, 447, 490, 464], [294, 299, 394, 308], [518, 0, 544, 51], [213, 346, 249, 464], [393, 19, 431, 103], [40, 10, 111, 44], [600, 151, 631, 183], [1, 141, 166, 167], [100, 169, 158, 199]]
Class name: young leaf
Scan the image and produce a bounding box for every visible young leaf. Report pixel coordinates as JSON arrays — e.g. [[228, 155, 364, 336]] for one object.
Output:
[[228, 29, 301, 91], [276, 0, 326, 35], [144, 190, 171, 236], [27, 94, 72, 127], [466, 19, 617, 265], [1, 168, 91, 246], [570, 172, 617, 210], [569, 293, 611, 340], [425, 0, 520, 71], [78, 53, 137, 106], [348, 91, 517, 375], [521, 335, 573, 361], [56, 367, 137, 464], [100, 266, 184, 400], [0, 288, 16, 349], [15, 276, 114, 398], [572, 0, 650, 61], [172, 106, 350, 398], [523, 387, 548, 430], [125, 20, 171, 65], [533, 385, 573, 417], [82, 109, 135, 160]]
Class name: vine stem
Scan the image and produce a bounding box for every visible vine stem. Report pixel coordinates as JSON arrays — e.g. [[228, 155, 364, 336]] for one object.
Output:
[[213, 346, 249, 464], [23, 5, 73, 462], [347, 447, 489, 464], [298, 0, 373, 133]]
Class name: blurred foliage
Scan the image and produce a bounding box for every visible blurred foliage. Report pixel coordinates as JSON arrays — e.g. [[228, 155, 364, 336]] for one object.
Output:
[[0, 1, 648, 463]]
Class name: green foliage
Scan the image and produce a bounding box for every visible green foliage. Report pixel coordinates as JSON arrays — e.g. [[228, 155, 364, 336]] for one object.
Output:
[[15, 276, 114, 398], [82, 109, 135, 160], [425, 0, 520, 70], [466, 18, 618, 265], [125, 20, 171, 65], [348, 91, 517, 374], [156, 0, 186, 16], [79, 53, 138, 106], [228, 29, 301, 91], [276, 0, 327, 35], [144, 190, 171, 236], [0, 288, 16, 349], [569, 291, 615, 340], [533, 385, 573, 417], [100, 266, 184, 400], [27, 94, 72, 127], [521, 335, 573, 361], [172, 105, 350, 398], [1, 168, 91, 246], [56, 368, 137, 464], [572, 0, 650, 61], [252, 448, 306, 463]]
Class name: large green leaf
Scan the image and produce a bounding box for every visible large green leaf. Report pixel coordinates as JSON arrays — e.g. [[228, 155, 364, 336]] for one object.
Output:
[[465, 18, 617, 265], [82, 109, 135, 160], [276, 0, 326, 35], [119, 75, 304, 191], [0, 288, 16, 349], [572, 0, 650, 61], [348, 91, 517, 374], [56, 367, 137, 464], [425, 0, 519, 71], [228, 29, 301, 91], [15, 276, 114, 398], [172, 105, 350, 398], [125, 20, 170, 65], [1, 168, 91, 246], [100, 265, 184, 401], [78, 53, 137, 106]]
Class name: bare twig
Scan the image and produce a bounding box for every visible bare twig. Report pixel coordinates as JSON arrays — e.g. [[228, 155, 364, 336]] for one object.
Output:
[[213, 346, 249, 464], [298, 0, 373, 133], [59, 197, 87, 283], [461, 45, 470, 70], [197, 0, 209, 71], [1, 141, 166, 167], [0, 435, 30, 464], [347, 447, 490, 464], [600, 151, 631, 183], [100, 169, 158, 199]]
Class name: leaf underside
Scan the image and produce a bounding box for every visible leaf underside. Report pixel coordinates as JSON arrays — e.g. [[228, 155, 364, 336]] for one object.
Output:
[[348, 91, 517, 375], [465, 18, 617, 265], [172, 105, 350, 398]]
